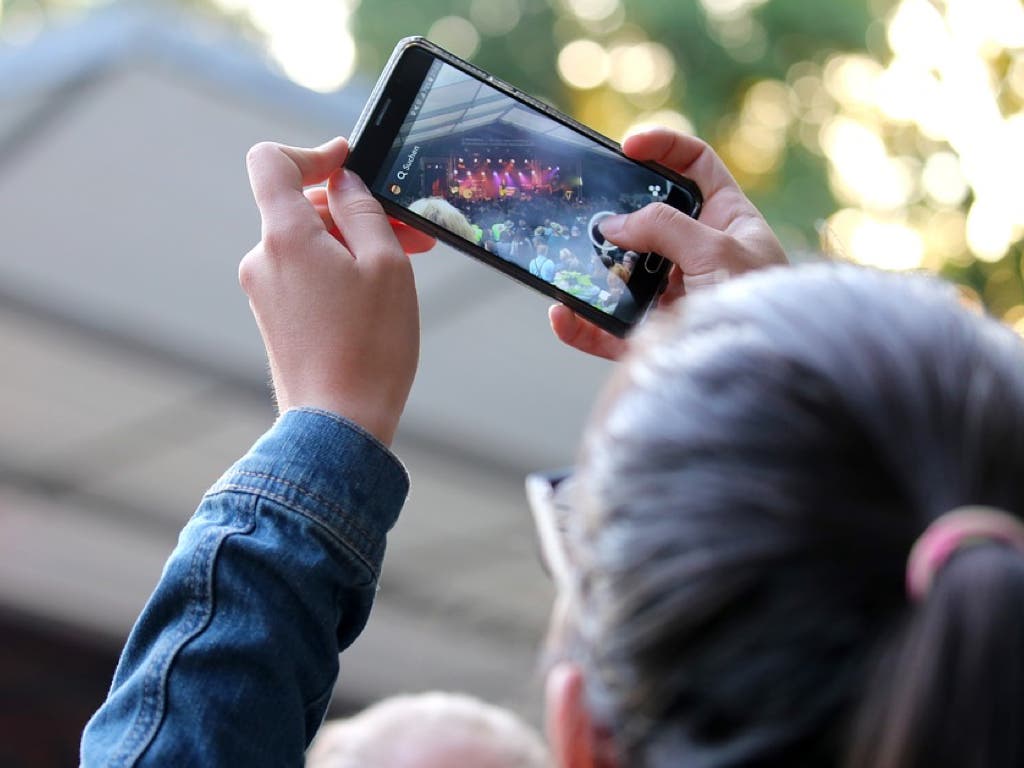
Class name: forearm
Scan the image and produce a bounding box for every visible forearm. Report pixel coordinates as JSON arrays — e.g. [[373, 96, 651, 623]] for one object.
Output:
[[81, 408, 408, 767]]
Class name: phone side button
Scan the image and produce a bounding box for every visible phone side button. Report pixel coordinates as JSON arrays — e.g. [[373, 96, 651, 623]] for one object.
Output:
[[643, 253, 664, 273]]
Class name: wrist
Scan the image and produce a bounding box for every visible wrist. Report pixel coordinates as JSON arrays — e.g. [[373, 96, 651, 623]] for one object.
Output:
[[278, 393, 401, 446]]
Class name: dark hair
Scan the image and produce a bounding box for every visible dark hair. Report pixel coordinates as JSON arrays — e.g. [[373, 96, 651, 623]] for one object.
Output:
[[568, 264, 1024, 767]]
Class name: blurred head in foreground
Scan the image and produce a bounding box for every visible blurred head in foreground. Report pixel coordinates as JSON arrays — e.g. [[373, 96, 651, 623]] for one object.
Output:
[[542, 264, 1024, 768], [306, 692, 549, 768]]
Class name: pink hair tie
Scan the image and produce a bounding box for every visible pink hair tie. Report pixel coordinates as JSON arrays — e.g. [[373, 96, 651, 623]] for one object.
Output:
[[906, 506, 1024, 602]]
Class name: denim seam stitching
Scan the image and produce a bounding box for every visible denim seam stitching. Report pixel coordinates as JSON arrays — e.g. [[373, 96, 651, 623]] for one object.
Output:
[[111, 504, 255, 766], [291, 407, 406, 468], [224, 470, 378, 544], [208, 483, 379, 579]]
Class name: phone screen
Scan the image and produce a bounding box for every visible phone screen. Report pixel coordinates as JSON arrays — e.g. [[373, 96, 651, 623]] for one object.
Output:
[[364, 55, 695, 324]]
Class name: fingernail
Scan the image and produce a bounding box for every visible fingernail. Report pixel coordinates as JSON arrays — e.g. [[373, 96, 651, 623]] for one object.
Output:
[[338, 169, 366, 190], [599, 214, 627, 237], [319, 135, 347, 150]]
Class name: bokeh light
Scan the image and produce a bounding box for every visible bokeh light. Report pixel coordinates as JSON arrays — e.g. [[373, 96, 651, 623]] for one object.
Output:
[[1009, 57, 1024, 99], [827, 208, 925, 271], [557, 39, 610, 90], [212, 0, 358, 92], [822, 55, 882, 111], [808, 0, 1024, 311], [625, 109, 695, 140], [921, 152, 968, 208], [698, 0, 770, 20], [469, 0, 521, 36], [549, 0, 1024, 309], [607, 41, 674, 94], [427, 15, 481, 60], [564, 0, 620, 23], [966, 198, 1018, 263]]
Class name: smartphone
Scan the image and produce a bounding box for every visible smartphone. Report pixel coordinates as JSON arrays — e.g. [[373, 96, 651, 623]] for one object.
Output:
[[347, 37, 703, 338]]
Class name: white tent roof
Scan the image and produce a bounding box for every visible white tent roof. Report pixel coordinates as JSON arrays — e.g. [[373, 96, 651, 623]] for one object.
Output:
[[402, 62, 604, 150]]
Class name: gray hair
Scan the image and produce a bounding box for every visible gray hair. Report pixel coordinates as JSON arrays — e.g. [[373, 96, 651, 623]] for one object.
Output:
[[567, 263, 1024, 766]]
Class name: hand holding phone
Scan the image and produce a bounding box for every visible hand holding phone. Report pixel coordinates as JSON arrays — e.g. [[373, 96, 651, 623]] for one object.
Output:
[[305, 185, 437, 254], [347, 38, 703, 339], [550, 128, 789, 360], [240, 139, 419, 445]]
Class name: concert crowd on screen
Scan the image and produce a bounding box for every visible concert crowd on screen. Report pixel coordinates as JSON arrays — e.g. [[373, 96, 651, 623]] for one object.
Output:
[[405, 158, 650, 313]]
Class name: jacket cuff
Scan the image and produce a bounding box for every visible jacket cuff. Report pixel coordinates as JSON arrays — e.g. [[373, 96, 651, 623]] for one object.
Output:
[[207, 407, 409, 575]]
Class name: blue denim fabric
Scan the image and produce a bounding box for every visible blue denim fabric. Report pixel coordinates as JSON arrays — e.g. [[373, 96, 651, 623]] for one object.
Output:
[[80, 408, 409, 767]]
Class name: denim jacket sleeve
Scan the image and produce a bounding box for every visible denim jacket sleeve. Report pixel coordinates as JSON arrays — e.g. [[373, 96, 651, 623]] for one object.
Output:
[[80, 407, 409, 767]]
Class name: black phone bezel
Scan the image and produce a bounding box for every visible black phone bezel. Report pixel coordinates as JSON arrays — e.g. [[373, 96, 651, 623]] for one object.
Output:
[[347, 37, 703, 338]]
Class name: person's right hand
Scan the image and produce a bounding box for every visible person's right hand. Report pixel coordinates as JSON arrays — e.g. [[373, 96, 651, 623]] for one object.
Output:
[[549, 129, 787, 360], [239, 137, 419, 446]]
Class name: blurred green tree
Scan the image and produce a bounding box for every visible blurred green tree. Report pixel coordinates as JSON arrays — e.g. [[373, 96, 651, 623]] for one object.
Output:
[[351, 0, 875, 249], [352, 0, 1024, 324]]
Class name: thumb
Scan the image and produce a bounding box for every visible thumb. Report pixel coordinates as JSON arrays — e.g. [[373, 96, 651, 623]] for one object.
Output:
[[326, 169, 398, 263], [599, 203, 726, 277], [247, 137, 349, 213]]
